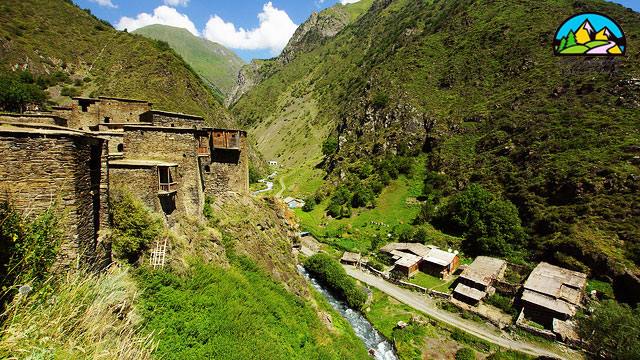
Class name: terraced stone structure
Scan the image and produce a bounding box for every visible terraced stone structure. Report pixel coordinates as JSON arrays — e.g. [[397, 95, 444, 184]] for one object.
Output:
[[0, 95, 248, 266]]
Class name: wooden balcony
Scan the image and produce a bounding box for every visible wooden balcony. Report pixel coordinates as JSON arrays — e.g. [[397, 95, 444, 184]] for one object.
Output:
[[158, 182, 178, 195], [212, 130, 241, 150]]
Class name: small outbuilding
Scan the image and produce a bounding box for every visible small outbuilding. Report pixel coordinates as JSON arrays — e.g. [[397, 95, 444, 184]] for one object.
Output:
[[393, 253, 422, 278]]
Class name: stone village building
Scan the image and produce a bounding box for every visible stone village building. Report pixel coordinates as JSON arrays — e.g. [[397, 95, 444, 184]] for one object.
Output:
[[0, 96, 248, 268]]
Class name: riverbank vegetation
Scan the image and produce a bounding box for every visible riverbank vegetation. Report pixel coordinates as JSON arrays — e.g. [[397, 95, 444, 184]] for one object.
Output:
[[303, 253, 367, 310]]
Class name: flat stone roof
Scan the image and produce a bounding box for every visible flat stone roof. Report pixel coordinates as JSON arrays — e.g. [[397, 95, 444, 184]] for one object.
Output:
[[380, 243, 432, 258], [459, 256, 507, 287], [98, 96, 151, 104], [523, 262, 587, 306], [341, 252, 361, 263], [0, 122, 99, 139], [521, 289, 576, 316], [454, 283, 486, 301], [146, 109, 204, 120], [395, 253, 421, 268], [109, 159, 178, 167]]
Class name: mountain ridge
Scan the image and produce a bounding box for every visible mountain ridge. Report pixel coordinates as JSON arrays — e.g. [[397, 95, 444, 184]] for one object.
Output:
[[133, 24, 244, 97]]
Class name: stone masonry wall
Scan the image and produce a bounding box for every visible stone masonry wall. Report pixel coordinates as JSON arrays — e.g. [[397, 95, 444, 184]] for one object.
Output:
[[122, 127, 203, 218], [109, 167, 159, 211], [205, 133, 249, 195], [0, 132, 105, 267], [99, 99, 151, 124], [140, 112, 204, 128]]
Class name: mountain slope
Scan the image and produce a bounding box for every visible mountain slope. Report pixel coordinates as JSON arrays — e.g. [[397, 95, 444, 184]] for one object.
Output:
[[0, 0, 232, 127], [233, 0, 640, 295], [133, 24, 244, 97]]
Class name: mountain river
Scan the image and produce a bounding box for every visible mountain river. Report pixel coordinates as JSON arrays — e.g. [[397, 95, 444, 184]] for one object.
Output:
[[297, 265, 398, 360]]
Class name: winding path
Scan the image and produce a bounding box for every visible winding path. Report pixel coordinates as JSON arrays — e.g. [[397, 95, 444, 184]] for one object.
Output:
[[252, 180, 274, 195], [344, 266, 582, 359], [276, 177, 286, 198], [586, 40, 617, 55]]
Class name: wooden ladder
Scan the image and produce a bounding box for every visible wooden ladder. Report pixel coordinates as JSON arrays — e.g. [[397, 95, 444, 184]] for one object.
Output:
[[150, 238, 168, 269]]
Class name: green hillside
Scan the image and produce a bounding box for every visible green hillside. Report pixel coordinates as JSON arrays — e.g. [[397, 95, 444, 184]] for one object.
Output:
[[233, 0, 640, 296], [134, 24, 244, 97], [0, 0, 232, 126]]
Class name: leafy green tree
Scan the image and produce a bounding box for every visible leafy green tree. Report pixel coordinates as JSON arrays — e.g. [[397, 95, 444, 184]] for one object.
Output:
[[577, 300, 640, 359], [302, 197, 316, 212], [0, 73, 47, 113], [322, 136, 339, 156], [434, 184, 524, 256]]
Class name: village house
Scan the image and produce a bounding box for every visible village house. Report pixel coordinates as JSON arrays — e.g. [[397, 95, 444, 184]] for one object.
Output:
[[0, 95, 249, 268], [283, 197, 305, 209], [340, 252, 362, 266], [453, 256, 507, 305], [380, 243, 459, 279], [518, 262, 587, 329]]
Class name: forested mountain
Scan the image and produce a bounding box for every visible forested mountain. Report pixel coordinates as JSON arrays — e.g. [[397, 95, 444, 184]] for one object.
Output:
[[134, 24, 244, 97], [233, 0, 640, 296], [0, 0, 232, 126]]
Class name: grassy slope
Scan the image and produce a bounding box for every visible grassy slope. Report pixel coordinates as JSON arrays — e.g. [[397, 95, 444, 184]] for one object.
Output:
[[136, 260, 368, 360], [235, 0, 640, 273], [133, 24, 244, 96], [0, 0, 233, 127]]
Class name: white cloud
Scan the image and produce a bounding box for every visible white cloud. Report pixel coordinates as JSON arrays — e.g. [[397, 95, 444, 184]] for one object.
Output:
[[203, 2, 298, 54], [90, 0, 117, 8], [340, 0, 360, 4], [163, 0, 189, 7], [115, 6, 199, 36]]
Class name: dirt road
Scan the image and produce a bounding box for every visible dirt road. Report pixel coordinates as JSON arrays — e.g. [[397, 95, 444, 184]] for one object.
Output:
[[344, 266, 582, 359]]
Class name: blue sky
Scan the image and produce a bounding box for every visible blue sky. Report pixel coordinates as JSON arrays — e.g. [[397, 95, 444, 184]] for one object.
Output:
[[75, 0, 639, 62]]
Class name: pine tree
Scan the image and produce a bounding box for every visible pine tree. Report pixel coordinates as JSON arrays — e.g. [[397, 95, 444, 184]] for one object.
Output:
[[566, 31, 577, 48], [558, 37, 567, 52]]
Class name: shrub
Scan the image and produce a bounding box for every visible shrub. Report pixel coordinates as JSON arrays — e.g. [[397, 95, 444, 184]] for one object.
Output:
[[303, 253, 367, 310], [0, 202, 63, 293], [248, 163, 262, 184], [322, 136, 339, 156], [0, 72, 47, 112], [455, 347, 476, 360], [60, 86, 80, 97], [110, 190, 163, 264], [372, 92, 390, 108], [485, 294, 516, 316]]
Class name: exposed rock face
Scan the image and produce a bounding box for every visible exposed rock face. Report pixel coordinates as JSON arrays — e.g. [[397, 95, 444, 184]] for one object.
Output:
[[226, 6, 353, 107], [279, 10, 350, 65], [226, 60, 267, 107]]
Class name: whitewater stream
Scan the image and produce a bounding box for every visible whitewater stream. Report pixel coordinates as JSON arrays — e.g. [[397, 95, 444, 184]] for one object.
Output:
[[297, 265, 398, 360]]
